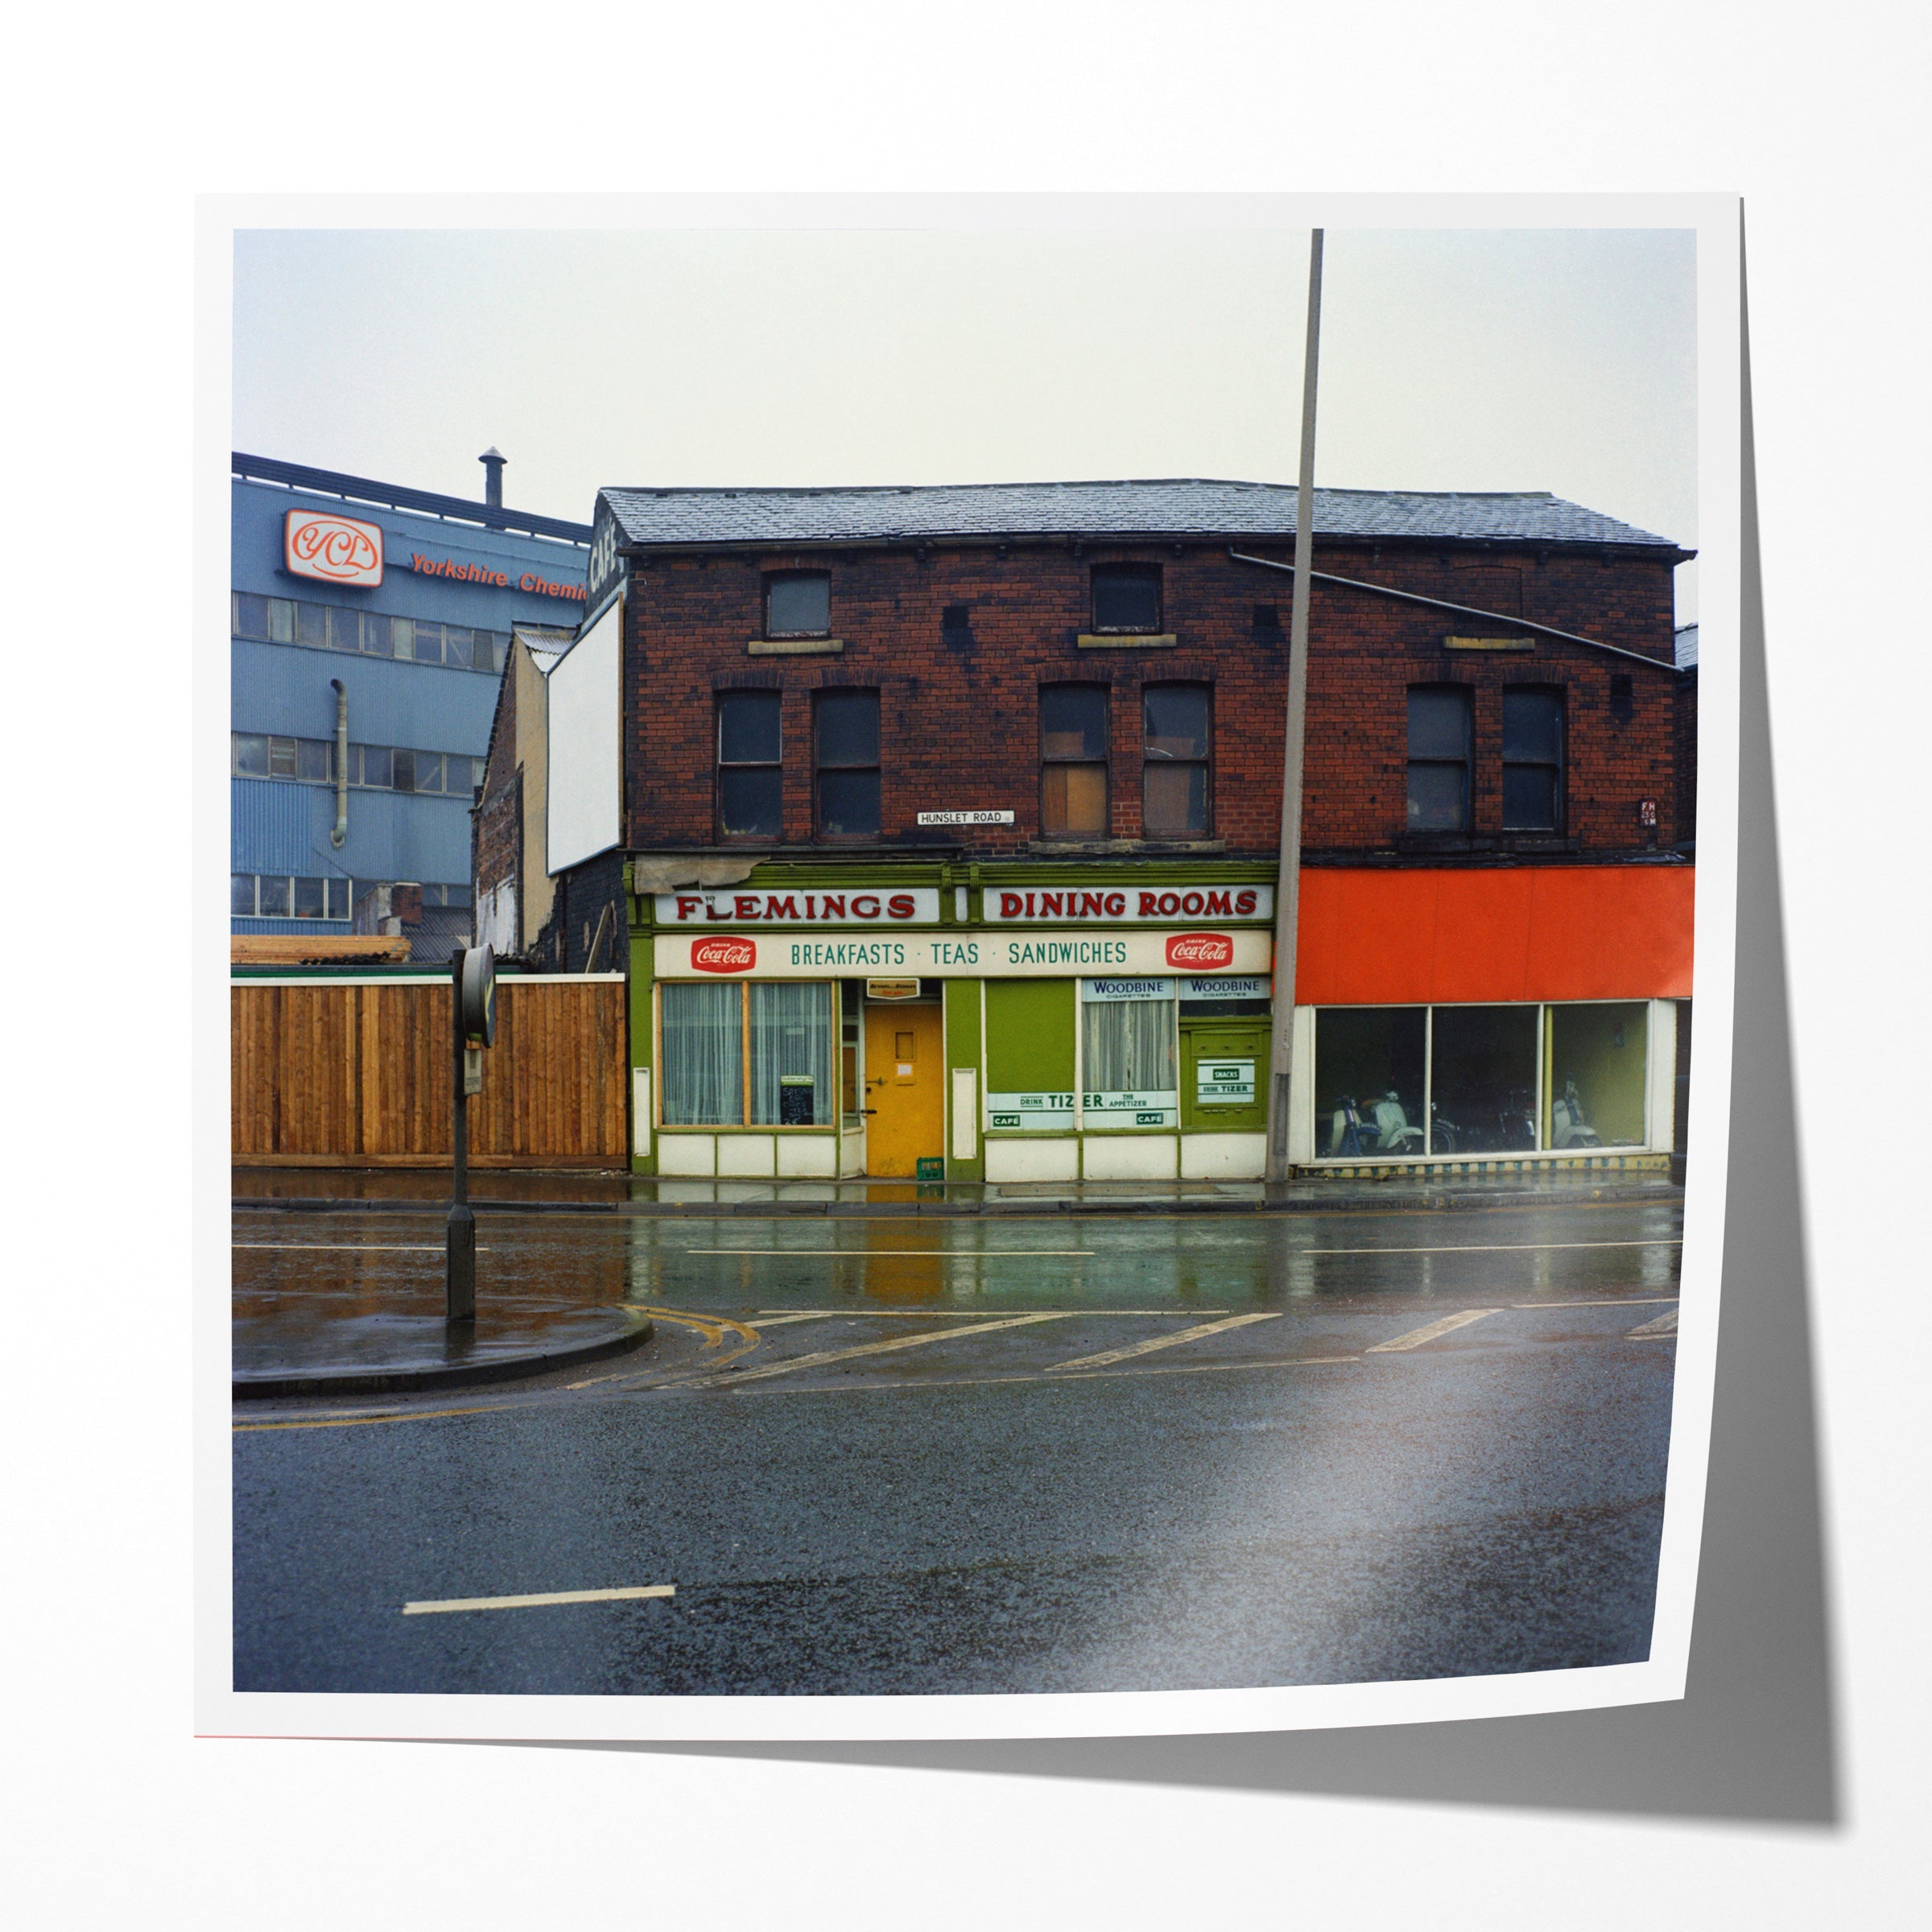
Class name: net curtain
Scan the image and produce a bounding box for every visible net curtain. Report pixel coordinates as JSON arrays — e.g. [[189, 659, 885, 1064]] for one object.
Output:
[[1083, 997, 1176, 1094], [749, 982, 835, 1125], [660, 981, 744, 1125]]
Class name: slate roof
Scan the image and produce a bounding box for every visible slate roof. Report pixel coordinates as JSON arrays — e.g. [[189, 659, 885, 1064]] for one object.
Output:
[[597, 479, 1683, 552], [1674, 622, 1699, 669]]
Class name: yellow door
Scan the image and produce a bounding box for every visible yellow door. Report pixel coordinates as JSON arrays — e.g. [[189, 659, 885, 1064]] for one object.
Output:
[[863, 1003, 945, 1177]]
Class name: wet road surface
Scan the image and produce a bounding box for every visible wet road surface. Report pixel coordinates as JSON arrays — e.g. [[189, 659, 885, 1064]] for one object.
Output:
[[232, 1199, 1681, 1695]]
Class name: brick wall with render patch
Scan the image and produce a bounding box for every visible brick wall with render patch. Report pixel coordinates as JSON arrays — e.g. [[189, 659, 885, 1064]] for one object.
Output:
[[606, 537, 1685, 863]]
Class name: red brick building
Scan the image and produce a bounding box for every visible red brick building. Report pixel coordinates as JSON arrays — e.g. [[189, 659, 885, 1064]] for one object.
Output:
[[505, 480, 1695, 1183]]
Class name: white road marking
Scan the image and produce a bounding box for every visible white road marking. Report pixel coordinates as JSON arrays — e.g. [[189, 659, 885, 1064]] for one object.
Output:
[[1303, 1240, 1682, 1257], [1047, 1312, 1282, 1373], [700, 1311, 1075, 1386], [682, 1248, 1095, 1257], [1513, 1297, 1680, 1309], [1366, 1308, 1502, 1352], [233, 1243, 492, 1253], [1628, 1308, 1680, 1338], [402, 1583, 675, 1615]]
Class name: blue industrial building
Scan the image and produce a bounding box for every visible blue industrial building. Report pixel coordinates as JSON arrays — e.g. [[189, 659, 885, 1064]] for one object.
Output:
[[230, 452, 591, 946]]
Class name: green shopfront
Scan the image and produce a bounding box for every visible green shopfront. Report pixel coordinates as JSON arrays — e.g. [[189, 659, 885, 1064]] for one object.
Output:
[[625, 861, 1278, 1183]]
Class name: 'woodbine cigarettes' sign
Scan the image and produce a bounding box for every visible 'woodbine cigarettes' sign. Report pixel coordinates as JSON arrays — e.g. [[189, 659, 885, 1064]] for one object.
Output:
[[656, 928, 1272, 980]]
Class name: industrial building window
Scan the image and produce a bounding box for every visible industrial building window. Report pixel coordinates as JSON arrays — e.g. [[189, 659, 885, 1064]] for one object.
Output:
[[230, 875, 354, 920], [1091, 564, 1162, 634], [230, 592, 507, 674], [1406, 685, 1472, 832], [765, 572, 831, 639], [1142, 685, 1211, 836], [1501, 687, 1564, 832], [658, 980, 835, 1127], [717, 690, 783, 839], [815, 689, 881, 839], [1040, 686, 1108, 839]]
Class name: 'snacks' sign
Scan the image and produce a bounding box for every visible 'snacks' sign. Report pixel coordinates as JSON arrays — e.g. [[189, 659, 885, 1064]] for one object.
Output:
[[985, 884, 1272, 923], [285, 509, 383, 587]]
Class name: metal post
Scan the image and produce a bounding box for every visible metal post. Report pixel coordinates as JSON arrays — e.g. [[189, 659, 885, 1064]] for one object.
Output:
[[448, 947, 476, 1322], [1265, 229, 1324, 1199]]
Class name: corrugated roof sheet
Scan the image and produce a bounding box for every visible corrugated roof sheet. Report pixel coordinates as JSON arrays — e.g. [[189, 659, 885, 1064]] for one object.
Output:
[[598, 479, 1682, 551]]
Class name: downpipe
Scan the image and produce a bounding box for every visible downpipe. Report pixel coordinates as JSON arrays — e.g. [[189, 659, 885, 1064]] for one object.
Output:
[[328, 679, 349, 846]]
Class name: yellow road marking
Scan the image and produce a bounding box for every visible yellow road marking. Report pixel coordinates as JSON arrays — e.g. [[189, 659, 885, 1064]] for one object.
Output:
[[566, 1306, 758, 1389], [1628, 1308, 1680, 1338], [700, 1311, 1075, 1387], [234, 1402, 518, 1432], [751, 1307, 1227, 1319], [712, 1354, 1364, 1396], [1047, 1311, 1282, 1373], [680, 1248, 1095, 1257], [402, 1583, 675, 1616], [1366, 1308, 1502, 1352]]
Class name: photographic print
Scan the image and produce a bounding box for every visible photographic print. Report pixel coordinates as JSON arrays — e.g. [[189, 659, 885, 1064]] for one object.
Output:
[[205, 196, 1737, 1740]]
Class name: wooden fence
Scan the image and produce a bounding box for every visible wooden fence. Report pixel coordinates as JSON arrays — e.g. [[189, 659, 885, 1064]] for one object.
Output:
[[232, 976, 630, 1166]]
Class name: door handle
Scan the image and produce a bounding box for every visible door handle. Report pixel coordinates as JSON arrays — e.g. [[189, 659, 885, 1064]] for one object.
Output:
[[860, 1108, 878, 1116]]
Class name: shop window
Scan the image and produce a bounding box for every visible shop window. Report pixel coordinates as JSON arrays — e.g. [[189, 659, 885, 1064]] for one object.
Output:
[[815, 689, 881, 839], [1315, 1007, 1428, 1158], [1040, 686, 1108, 838], [1081, 980, 1179, 1126], [1429, 1005, 1541, 1154], [1546, 1001, 1648, 1147], [1091, 564, 1162, 634], [1501, 687, 1564, 832], [1142, 684, 1211, 836], [659, 981, 745, 1125], [1406, 685, 1472, 832], [717, 690, 783, 839], [765, 572, 831, 639], [749, 982, 836, 1125], [840, 981, 864, 1125]]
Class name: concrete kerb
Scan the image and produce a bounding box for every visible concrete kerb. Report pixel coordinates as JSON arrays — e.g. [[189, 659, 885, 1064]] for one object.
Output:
[[233, 1183, 1682, 1219], [231, 1312, 654, 1402]]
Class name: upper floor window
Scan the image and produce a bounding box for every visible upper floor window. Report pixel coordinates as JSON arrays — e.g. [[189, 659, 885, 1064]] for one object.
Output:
[[230, 592, 509, 675], [1091, 564, 1162, 634], [1142, 684, 1211, 836], [1406, 685, 1472, 832], [815, 689, 880, 839], [1040, 686, 1108, 839], [765, 572, 831, 639], [717, 690, 783, 839], [1501, 687, 1564, 832]]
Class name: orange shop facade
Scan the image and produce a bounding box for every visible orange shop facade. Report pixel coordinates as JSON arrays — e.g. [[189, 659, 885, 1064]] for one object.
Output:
[[621, 860, 1694, 1183]]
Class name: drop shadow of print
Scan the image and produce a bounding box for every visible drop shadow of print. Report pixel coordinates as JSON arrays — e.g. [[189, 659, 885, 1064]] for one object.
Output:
[[505, 223, 1840, 1826]]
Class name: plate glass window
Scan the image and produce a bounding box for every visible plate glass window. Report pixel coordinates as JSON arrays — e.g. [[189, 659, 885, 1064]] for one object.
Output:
[[1315, 1007, 1429, 1157], [1501, 687, 1564, 832], [718, 691, 783, 839], [1091, 564, 1162, 634], [1407, 685, 1472, 832], [1143, 684, 1210, 836], [766, 572, 831, 639], [815, 689, 880, 839], [1040, 686, 1108, 838]]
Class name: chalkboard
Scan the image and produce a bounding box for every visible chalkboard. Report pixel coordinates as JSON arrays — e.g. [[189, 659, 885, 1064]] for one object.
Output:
[[778, 1075, 815, 1125]]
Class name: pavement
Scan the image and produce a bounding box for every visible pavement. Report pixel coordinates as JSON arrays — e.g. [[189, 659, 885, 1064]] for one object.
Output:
[[230, 1196, 1683, 1695]]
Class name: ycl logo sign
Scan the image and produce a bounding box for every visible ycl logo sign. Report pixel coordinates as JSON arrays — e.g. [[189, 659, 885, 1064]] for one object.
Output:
[[1166, 932, 1235, 969], [691, 937, 757, 973], [285, 508, 383, 586]]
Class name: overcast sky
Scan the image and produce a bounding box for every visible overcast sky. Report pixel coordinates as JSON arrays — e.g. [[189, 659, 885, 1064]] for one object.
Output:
[[233, 221, 1698, 619]]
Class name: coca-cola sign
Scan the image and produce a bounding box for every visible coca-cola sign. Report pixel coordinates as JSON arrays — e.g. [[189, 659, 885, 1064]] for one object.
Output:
[[690, 937, 757, 973], [284, 507, 384, 587], [1165, 931, 1235, 970]]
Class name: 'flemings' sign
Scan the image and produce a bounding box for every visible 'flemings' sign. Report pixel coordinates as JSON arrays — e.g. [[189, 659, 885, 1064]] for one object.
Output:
[[285, 508, 383, 587]]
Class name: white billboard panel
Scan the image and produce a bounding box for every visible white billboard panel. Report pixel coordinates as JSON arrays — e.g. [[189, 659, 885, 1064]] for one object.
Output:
[[546, 599, 622, 875]]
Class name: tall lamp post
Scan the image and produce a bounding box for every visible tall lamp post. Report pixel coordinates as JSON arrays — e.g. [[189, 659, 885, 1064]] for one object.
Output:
[[1265, 229, 1324, 1199]]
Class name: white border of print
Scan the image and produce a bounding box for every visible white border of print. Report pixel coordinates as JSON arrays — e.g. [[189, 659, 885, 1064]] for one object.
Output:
[[196, 190, 1738, 1745]]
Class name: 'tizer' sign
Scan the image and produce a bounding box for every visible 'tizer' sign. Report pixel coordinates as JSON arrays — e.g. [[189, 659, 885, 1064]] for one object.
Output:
[[284, 508, 384, 587]]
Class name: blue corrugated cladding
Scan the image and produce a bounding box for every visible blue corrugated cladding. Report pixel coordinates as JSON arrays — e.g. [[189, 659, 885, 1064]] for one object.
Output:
[[231, 778, 325, 875]]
